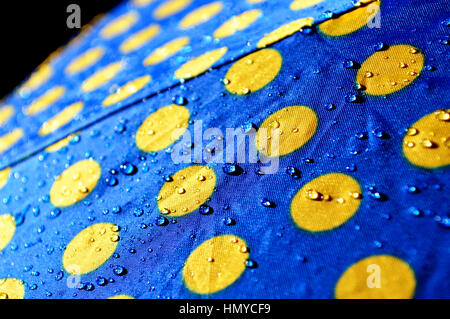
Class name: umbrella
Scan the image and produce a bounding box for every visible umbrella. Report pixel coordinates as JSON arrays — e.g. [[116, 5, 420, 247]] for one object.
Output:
[[0, 0, 448, 299]]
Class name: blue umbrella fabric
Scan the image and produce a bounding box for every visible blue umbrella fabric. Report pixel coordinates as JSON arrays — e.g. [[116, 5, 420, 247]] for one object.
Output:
[[0, 0, 448, 299]]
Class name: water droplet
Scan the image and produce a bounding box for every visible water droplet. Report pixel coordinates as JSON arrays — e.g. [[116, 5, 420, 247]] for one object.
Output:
[[374, 42, 388, 51], [222, 163, 242, 175], [114, 123, 126, 134], [133, 208, 144, 217], [421, 139, 436, 148], [300, 26, 314, 35], [255, 168, 265, 176], [223, 217, 235, 226], [405, 141, 415, 148], [325, 103, 336, 111], [408, 207, 422, 217], [155, 216, 168, 226], [373, 240, 383, 248], [406, 127, 418, 136], [368, 188, 385, 201], [172, 95, 187, 105], [119, 162, 137, 175], [406, 185, 419, 193], [241, 122, 256, 134], [373, 130, 389, 139], [286, 166, 301, 179], [270, 120, 280, 128], [355, 132, 368, 140], [55, 271, 64, 281], [441, 17, 450, 27], [199, 205, 213, 215], [78, 184, 89, 193], [105, 176, 118, 187], [260, 198, 275, 208], [113, 266, 127, 276], [96, 276, 107, 286], [49, 208, 61, 219], [345, 93, 362, 103], [437, 216, 450, 228], [160, 208, 171, 215], [435, 110, 450, 121], [343, 60, 357, 69], [351, 192, 362, 199]]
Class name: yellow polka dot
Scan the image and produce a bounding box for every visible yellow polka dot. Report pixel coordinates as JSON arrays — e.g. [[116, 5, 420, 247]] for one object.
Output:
[[335, 255, 416, 299], [157, 165, 216, 217], [0, 167, 10, 189], [38, 101, 83, 136], [247, 0, 266, 3], [136, 104, 189, 152], [120, 24, 161, 53], [0, 278, 25, 299], [143, 37, 190, 66], [81, 62, 123, 92], [108, 294, 134, 299], [100, 11, 139, 39], [0, 105, 14, 127], [213, 9, 261, 39], [65, 47, 105, 75], [256, 106, 317, 157], [25, 86, 66, 115], [0, 214, 15, 251], [174, 47, 228, 80], [132, 0, 155, 7], [290, 0, 323, 10], [224, 49, 282, 95], [179, 1, 223, 29], [21, 63, 52, 92], [257, 18, 314, 48], [0, 128, 23, 154], [290, 173, 361, 232], [183, 235, 249, 294], [63, 223, 119, 275], [50, 159, 101, 207], [102, 75, 151, 107], [357, 44, 424, 96], [319, 1, 380, 36], [45, 134, 77, 152], [153, 0, 193, 20], [403, 109, 450, 169]]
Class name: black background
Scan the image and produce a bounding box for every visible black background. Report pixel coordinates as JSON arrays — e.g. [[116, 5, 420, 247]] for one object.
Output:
[[0, 1, 123, 99]]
